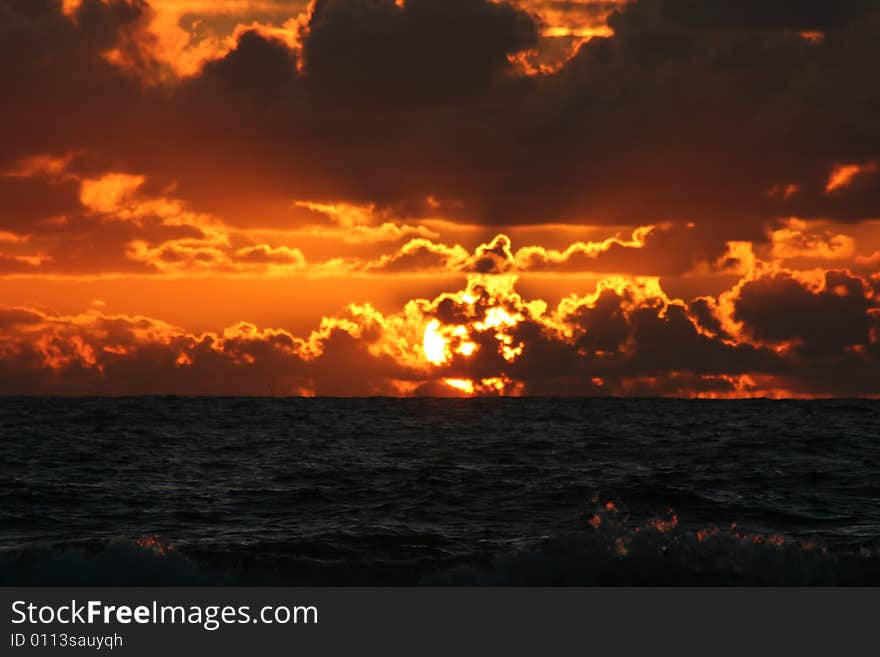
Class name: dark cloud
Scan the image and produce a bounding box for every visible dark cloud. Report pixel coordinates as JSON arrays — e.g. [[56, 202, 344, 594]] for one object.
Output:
[[0, 176, 82, 232], [197, 29, 299, 102], [4, 0, 880, 236], [0, 307, 45, 328], [0, 307, 414, 396], [0, 0, 149, 168], [509, 285, 779, 388], [304, 0, 538, 105], [410, 268, 880, 396], [625, 0, 875, 31], [688, 296, 732, 339], [733, 270, 877, 357]]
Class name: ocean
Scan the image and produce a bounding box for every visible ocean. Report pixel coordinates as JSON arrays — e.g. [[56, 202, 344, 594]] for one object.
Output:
[[1, 397, 878, 585]]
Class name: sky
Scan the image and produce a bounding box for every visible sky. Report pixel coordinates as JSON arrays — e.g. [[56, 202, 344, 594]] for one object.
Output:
[[1, 0, 879, 397]]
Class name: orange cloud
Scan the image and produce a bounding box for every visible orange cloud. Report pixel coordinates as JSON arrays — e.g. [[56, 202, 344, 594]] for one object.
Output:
[[1, 257, 878, 396], [62, 0, 311, 81], [0, 163, 324, 277], [80, 173, 147, 215], [4, 152, 877, 294], [800, 30, 825, 44], [4, 153, 76, 179], [825, 161, 879, 194], [514, 225, 654, 270], [67, 1, 622, 81], [292, 201, 438, 244], [347, 224, 721, 277], [769, 219, 856, 261], [502, 0, 625, 74], [125, 239, 307, 276], [362, 238, 470, 274]]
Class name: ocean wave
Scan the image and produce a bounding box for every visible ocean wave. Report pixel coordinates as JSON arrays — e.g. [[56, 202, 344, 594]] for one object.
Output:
[[3, 507, 879, 586], [425, 504, 880, 585], [0, 538, 232, 586]]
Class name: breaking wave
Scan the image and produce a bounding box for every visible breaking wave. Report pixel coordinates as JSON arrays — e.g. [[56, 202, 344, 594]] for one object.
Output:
[[3, 506, 878, 586]]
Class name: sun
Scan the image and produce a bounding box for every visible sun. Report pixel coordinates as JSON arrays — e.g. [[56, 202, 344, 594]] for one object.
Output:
[[423, 319, 448, 365], [419, 276, 531, 395]]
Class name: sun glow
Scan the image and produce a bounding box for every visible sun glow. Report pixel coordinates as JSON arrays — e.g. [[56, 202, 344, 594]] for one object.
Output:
[[423, 319, 448, 365], [441, 376, 524, 396], [422, 320, 481, 365], [416, 275, 536, 395], [444, 378, 475, 394], [420, 278, 528, 369]]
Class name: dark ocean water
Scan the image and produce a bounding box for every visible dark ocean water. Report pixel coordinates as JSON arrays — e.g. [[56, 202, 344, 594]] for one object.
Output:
[[1, 397, 879, 585]]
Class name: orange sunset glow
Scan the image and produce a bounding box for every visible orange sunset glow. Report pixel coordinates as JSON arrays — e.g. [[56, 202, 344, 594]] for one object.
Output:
[[2, 0, 880, 397]]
